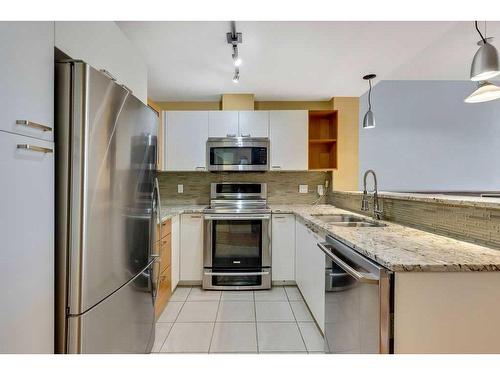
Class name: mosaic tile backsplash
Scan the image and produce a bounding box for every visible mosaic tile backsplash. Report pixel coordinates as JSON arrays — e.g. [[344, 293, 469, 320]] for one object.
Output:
[[158, 171, 332, 205], [330, 192, 500, 250]]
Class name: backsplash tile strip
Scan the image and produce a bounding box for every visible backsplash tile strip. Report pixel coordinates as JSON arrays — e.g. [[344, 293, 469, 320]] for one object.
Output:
[[330, 192, 500, 250], [158, 171, 332, 205]]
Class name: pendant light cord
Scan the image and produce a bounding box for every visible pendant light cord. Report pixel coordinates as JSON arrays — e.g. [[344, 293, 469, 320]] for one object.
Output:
[[368, 79, 372, 110], [475, 21, 487, 44]]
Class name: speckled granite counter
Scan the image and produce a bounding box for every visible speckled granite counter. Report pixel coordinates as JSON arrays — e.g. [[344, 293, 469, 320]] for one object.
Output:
[[337, 190, 500, 210], [270, 204, 500, 272], [159, 203, 500, 272], [159, 204, 206, 222]]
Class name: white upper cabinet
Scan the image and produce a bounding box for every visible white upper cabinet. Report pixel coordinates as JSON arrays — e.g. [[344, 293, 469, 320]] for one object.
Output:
[[164, 111, 209, 171], [239, 111, 269, 137], [0, 22, 54, 141], [208, 111, 239, 138], [269, 110, 308, 171]]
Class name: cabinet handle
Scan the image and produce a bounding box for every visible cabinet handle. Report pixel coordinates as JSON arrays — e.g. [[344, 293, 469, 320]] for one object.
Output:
[[190, 215, 202, 219], [17, 144, 53, 153], [226, 134, 237, 138], [195, 166, 206, 171], [16, 120, 52, 132], [271, 165, 282, 169], [241, 134, 251, 137], [274, 216, 287, 219]]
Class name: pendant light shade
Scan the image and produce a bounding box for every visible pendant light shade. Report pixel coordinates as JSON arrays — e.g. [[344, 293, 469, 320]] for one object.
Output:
[[363, 109, 376, 129], [362, 74, 376, 129], [464, 81, 500, 103], [470, 39, 500, 81]]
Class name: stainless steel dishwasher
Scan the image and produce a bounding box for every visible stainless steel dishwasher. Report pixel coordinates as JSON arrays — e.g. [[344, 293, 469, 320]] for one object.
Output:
[[317, 235, 393, 354]]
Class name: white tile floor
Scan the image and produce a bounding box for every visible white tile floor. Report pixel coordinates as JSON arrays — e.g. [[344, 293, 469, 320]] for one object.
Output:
[[153, 286, 325, 354]]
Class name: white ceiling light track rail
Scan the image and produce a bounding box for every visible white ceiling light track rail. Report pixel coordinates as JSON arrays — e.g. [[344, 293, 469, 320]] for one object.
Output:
[[465, 21, 500, 103], [227, 21, 242, 83]]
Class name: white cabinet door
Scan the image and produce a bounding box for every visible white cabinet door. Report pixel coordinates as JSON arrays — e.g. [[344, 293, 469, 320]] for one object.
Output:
[[271, 214, 296, 281], [171, 215, 180, 291], [239, 111, 269, 138], [295, 220, 325, 333], [180, 214, 204, 282], [0, 131, 54, 353], [164, 111, 209, 171], [208, 111, 239, 138], [0, 22, 54, 141], [269, 110, 308, 171]]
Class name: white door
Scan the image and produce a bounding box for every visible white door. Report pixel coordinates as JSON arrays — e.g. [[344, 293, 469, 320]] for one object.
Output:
[[271, 214, 296, 281], [180, 214, 204, 282], [0, 131, 54, 353], [239, 111, 269, 138], [269, 110, 308, 171], [171, 215, 180, 291], [0, 22, 54, 141], [164, 111, 209, 171], [208, 111, 239, 138]]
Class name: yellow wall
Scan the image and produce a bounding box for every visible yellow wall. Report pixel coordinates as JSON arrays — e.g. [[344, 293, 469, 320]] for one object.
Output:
[[331, 97, 359, 191], [222, 94, 255, 110], [150, 96, 359, 191]]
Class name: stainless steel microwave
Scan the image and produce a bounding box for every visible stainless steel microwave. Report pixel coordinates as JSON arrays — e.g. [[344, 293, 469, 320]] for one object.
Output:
[[206, 137, 269, 172]]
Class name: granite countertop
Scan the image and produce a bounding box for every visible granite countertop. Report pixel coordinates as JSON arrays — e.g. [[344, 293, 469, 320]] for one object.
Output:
[[271, 204, 500, 272], [159, 203, 500, 272], [159, 204, 207, 222], [335, 190, 500, 210]]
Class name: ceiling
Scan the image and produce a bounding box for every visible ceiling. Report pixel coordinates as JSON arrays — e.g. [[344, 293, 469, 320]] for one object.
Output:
[[117, 21, 500, 101]]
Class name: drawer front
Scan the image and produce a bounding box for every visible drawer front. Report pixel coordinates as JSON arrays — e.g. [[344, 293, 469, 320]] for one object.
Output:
[[161, 219, 172, 238], [155, 266, 172, 319], [160, 233, 172, 272]]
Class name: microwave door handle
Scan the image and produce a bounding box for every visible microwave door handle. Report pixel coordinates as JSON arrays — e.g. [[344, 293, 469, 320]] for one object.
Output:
[[317, 242, 379, 284]]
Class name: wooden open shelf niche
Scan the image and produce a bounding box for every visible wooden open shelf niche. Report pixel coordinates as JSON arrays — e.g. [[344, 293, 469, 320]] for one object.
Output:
[[308, 110, 338, 170]]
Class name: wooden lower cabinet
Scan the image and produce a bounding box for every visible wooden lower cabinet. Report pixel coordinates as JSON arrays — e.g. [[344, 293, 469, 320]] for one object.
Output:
[[155, 218, 173, 319], [155, 266, 172, 319]]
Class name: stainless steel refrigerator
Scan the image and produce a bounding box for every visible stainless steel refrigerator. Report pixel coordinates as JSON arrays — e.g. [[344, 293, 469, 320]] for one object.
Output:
[[55, 61, 160, 353]]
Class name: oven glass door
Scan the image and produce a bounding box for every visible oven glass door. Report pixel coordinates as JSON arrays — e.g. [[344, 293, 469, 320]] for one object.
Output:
[[209, 147, 267, 166], [211, 219, 262, 269]]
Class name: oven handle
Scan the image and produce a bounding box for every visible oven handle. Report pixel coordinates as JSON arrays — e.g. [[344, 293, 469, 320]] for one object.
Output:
[[317, 242, 379, 284], [204, 214, 271, 220], [204, 270, 270, 276]]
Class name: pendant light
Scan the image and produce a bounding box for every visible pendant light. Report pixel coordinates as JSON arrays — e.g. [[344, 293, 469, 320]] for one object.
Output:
[[227, 21, 242, 83], [362, 74, 376, 129], [464, 81, 500, 103], [470, 21, 500, 81]]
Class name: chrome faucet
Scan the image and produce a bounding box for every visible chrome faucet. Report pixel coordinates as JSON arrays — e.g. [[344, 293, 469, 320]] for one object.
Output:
[[361, 169, 383, 220]]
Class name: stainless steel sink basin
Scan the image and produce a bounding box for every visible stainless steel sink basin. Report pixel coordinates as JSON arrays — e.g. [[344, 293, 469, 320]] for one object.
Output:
[[311, 213, 387, 227], [311, 214, 366, 223], [330, 221, 387, 228]]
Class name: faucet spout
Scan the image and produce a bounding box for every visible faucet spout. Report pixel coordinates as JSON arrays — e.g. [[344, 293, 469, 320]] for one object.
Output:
[[361, 170, 382, 220]]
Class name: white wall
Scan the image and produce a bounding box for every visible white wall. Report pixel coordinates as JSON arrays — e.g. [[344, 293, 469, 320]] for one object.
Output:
[[55, 21, 148, 103], [359, 81, 500, 191]]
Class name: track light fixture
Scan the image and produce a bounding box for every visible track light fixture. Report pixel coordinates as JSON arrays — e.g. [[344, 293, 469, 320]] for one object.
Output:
[[232, 68, 240, 83], [227, 21, 242, 83]]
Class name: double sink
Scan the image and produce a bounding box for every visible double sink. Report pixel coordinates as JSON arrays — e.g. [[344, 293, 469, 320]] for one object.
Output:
[[311, 213, 387, 228]]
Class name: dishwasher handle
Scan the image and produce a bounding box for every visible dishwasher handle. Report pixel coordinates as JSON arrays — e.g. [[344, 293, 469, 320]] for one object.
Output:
[[317, 242, 379, 284]]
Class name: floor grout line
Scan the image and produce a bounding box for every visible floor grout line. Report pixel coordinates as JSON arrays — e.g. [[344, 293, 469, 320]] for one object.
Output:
[[287, 286, 309, 353], [158, 287, 191, 352], [207, 290, 222, 354], [253, 290, 260, 354]]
